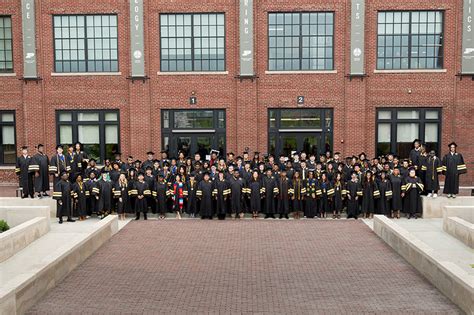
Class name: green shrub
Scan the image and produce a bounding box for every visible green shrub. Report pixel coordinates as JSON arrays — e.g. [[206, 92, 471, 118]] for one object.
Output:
[[0, 219, 9, 233]]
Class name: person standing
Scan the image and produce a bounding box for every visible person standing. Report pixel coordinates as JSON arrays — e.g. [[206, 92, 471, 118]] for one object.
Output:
[[171, 174, 185, 220], [50, 145, 69, 186], [346, 171, 362, 219], [73, 142, 89, 178], [132, 172, 150, 220], [197, 172, 214, 219], [422, 150, 442, 198], [53, 171, 75, 224], [332, 172, 345, 219], [262, 168, 278, 219], [16, 146, 34, 199], [72, 174, 88, 221], [376, 171, 392, 217], [276, 169, 290, 219], [361, 170, 379, 219], [290, 171, 305, 219], [442, 142, 467, 198], [113, 173, 130, 220], [213, 171, 229, 220], [228, 169, 245, 219], [389, 167, 403, 219], [94, 172, 114, 219], [304, 170, 318, 219], [248, 170, 263, 219], [31, 144, 50, 198], [402, 168, 424, 219], [155, 173, 169, 219]]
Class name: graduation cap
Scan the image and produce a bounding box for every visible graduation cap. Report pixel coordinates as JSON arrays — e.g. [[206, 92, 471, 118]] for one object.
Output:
[[56, 144, 63, 150], [160, 150, 168, 154], [37, 144, 44, 148], [145, 166, 153, 171], [408, 166, 416, 172], [236, 156, 243, 160], [146, 151, 155, 155], [193, 160, 202, 166], [265, 167, 272, 172], [189, 172, 196, 177], [134, 160, 142, 164], [162, 161, 170, 167], [227, 152, 234, 156], [365, 169, 374, 175], [210, 149, 220, 156], [120, 171, 128, 176], [114, 152, 122, 156], [243, 151, 249, 155], [157, 172, 165, 178], [137, 172, 145, 177], [21, 145, 28, 150], [412, 139, 421, 144], [203, 171, 211, 176], [350, 170, 358, 176], [60, 170, 68, 176], [89, 158, 97, 163], [112, 161, 121, 167], [448, 142, 458, 148]]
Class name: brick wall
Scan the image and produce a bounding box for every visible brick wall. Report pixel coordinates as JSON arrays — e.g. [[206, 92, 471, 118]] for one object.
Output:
[[0, 0, 472, 185]]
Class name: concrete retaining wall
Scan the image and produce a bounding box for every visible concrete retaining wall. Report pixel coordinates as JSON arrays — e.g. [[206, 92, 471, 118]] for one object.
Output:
[[0, 206, 51, 228], [0, 198, 56, 219], [421, 196, 474, 218], [442, 206, 474, 249], [0, 215, 119, 315], [374, 215, 473, 315], [0, 217, 50, 263]]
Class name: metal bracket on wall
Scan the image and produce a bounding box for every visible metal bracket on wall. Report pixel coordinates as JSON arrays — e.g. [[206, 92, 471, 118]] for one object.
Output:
[[345, 74, 368, 81], [234, 75, 259, 82], [20, 77, 42, 84], [126, 76, 150, 83], [455, 73, 474, 81]]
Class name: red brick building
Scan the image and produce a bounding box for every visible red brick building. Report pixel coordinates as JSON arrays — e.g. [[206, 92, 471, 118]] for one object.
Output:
[[0, 0, 473, 184]]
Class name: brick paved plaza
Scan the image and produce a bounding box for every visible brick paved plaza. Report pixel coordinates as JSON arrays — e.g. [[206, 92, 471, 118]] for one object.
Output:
[[27, 220, 460, 314]]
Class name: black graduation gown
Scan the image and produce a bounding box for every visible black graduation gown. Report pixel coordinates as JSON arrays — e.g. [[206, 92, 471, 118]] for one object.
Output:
[[229, 176, 245, 214], [213, 179, 230, 216], [31, 153, 49, 193], [53, 179, 72, 218], [318, 181, 333, 214], [376, 179, 392, 216], [49, 154, 69, 186], [402, 177, 423, 215], [389, 175, 403, 211], [361, 181, 379, 214], [154, 181, 169, 215], [127, 179, 136, 213], [248, 179, 263, 213], [197, 180, 214, 217], [95, 180, 113, 212], [72, 182, 88, 217], [133, 181, 150, 213], [185, 180, 198, 215], [409, 148, 421, 171], [442, 152, 467, 194], [16, 155, 34, 197], [144, 175, 156, 212], [332, 181, 345, 212], [109, 170, 121, 185], [290, 179, 305, 212], [262, 175, 278, 215], [113, 182, 130, 214], [304, 179, 318, 218], [84, 179, 98, 215], [422, 156, 442, 192], [276, 177, 290, 215], [346, 180, 362, 218]]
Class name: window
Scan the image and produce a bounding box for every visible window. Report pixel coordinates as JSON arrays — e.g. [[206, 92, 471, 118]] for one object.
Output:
[[0, 16, 13, 73], [377, 11, 443, 70], [376, 108, 441, 158], [56, 110, 119, 163], [160, 13, 225, 72], [268, 12, 334, 71], [0, 111, 15, 164], [53, 15, 118, 73]]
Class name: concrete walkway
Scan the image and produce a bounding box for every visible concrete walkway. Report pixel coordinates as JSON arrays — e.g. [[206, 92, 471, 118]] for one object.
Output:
[[27, 220, 460, 314]]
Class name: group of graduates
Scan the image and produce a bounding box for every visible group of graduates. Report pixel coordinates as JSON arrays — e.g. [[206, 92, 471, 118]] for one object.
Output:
[[15, 139, 467, 224]]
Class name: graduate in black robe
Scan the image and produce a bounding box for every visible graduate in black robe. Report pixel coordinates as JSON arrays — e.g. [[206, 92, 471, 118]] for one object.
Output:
[[376, 171, 392, 217], [84, 170, 98, 216], [154, 173, 169, 219], [113, 173, 130, 220], [248, 170, 263, 219], [361, 170, 380, 219], [133, 172, 150, 220], [262, 168, 278, 219], [346, 171, 362, 219], [213, 171, 230, 220], [53, 171, 75, 224], [290, 171, 306, 219], [442, 142, 467, 197], [276, 170, 290, 219], [422, 150, 442, 197], [389, 168, 403, 219], [94, 172, 114, 219], [50, 145, 70, 186], [228, 169, 246, 219], [31, 144, 50, 198], [73, 142, 89, 178], [197, 172, 214, 219], [184, 172, 198, 218], [332, 172, 345, 219], [318, 172, 333, 218], [402, 168, 424, 219], [72, 174, 88, 220], [16, 146, 34, 198], [144, 167, 156, 214], [127, 168, 137, 215], [304, 170, 318, 219]]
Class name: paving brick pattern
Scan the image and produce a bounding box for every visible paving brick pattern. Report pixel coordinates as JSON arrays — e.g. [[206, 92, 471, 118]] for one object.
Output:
[[27, 220, 460, 314]]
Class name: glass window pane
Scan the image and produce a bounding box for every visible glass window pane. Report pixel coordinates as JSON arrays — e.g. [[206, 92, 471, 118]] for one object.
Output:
[[377, 123, 391, 143], [77, 112, 99, 121], [59, 125, 73, 144], [2, 126, 15, 144], [78, 125, 100, 143], [104, 112, 118, 121], [105, 125, 118, 144], [378, 110, 392, 120], [163, 110, 169, 129], [425, 123, 438, 142], [397, 110, 420, 119], [425, 110, 439, 119], [59, 112, 72, 121], [397, 123, 419, 142], [1, 113, 14, 122]]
